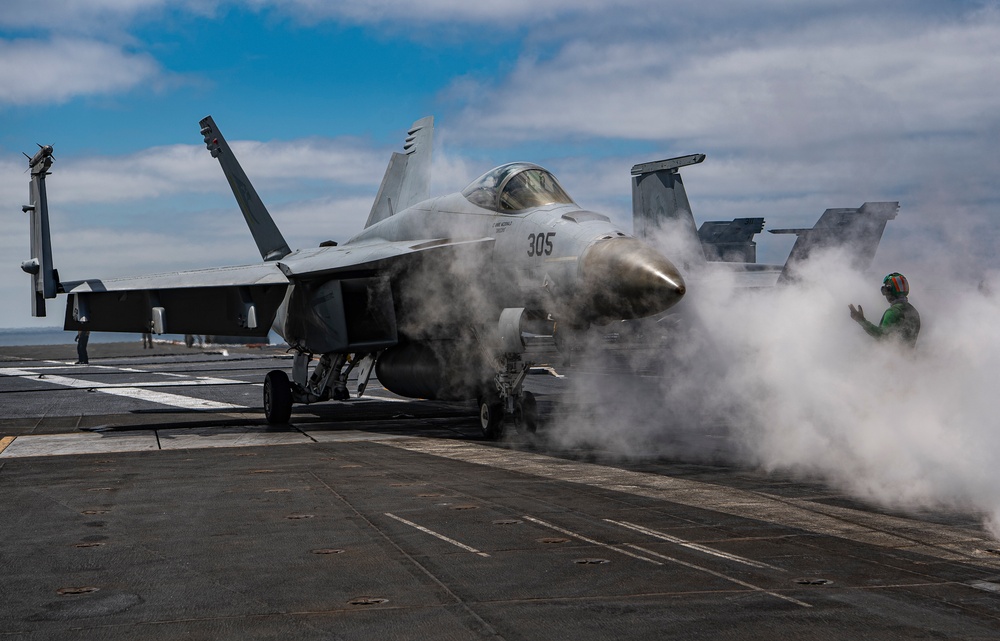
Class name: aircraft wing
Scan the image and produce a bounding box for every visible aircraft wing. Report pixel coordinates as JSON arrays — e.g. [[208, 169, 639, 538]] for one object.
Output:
[[275, 237, 492, 280], [61, 237, 495, 337], [62, 263, 290, 336]]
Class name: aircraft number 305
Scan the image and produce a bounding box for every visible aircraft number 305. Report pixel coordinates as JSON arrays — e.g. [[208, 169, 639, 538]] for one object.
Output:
[[527, 232, 556, 257]]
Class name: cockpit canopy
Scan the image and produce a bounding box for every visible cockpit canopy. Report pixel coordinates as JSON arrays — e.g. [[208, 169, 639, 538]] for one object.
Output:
[[462, 162, 575, 212]]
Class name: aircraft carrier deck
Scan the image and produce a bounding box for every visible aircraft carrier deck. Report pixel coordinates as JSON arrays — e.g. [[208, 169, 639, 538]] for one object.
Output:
[[3, 341, 1000, 639]]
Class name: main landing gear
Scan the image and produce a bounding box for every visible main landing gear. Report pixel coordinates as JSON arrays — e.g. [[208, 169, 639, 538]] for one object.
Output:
[[263, 370, 292, 424], [263, 350, 376, 425]]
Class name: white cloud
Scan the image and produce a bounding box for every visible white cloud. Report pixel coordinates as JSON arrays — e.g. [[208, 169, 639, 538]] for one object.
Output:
[[13, 136, 388, 208], [252, 0, 638, 24], [450, 11, 1000, 150], [0, 1, 216, 33], [0, 37, 161, 106]]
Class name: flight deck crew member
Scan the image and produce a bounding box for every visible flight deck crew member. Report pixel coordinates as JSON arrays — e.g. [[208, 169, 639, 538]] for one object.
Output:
[[849, 272, 920, 348], [75, 330, 90, 364]]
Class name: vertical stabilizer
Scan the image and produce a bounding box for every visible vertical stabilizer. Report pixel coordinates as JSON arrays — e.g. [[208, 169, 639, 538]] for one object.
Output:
[[365, 152, 407, 228], [21, 145, 58, 317], [365, 116, 434, 228], [631, 154, 706, 270], [199, 116, 291, 261], [771, 201, 899, 283], [397, 116, 433, 211]]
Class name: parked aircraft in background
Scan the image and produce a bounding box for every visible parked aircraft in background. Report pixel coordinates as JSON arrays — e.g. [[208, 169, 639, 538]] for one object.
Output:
[[630, 153, 898, 287]]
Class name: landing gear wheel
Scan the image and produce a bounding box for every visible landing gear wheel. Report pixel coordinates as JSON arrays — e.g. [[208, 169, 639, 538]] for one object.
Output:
[[514, 391, 538, 434], [477, 393, 505, 441], [263, 370, 293, 424]]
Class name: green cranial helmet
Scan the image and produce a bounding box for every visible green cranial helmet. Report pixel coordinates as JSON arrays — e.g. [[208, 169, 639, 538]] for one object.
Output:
[[881, 272, 909, 298]]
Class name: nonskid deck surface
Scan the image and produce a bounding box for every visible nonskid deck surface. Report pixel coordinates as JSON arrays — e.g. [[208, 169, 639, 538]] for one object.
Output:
[[2, 343, 1000, 640]]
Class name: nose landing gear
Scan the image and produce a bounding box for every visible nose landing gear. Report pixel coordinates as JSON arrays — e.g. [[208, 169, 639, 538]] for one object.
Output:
[[477, 391, 505, 440]]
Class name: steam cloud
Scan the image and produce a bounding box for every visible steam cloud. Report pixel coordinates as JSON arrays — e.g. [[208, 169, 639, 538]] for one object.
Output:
[[543, 221, 1000, 540]]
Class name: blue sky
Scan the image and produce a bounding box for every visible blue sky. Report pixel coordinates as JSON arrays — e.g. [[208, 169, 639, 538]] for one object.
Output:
[[2, 1, 999, 327]]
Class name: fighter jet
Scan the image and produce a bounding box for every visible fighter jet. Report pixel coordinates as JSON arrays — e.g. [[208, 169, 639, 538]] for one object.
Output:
[[21, 116, 686, 438]]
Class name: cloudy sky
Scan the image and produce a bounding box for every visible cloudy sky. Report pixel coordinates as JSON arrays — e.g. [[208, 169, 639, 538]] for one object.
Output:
[[1, 0, 998, 328]]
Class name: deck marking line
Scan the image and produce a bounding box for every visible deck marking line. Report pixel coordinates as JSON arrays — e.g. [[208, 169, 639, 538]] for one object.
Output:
[[0, 437, 15, 456], [967, 580, 1000, 594], [0, 368, 246, 410], [384, 513, 490, 557], [624, 544, 812, 608], [522, 515, 662, 566], [73, 385, 244, 410], [606, 519, 783, 571], [381, 439, 1000, 568], [0, 368, 245, 388]]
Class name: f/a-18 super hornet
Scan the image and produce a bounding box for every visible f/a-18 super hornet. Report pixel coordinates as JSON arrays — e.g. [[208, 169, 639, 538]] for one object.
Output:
[[21, 116, 686, 437]]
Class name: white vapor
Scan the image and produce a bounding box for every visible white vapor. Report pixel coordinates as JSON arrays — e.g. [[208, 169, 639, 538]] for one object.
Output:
[[547, 229, 1000, 539]]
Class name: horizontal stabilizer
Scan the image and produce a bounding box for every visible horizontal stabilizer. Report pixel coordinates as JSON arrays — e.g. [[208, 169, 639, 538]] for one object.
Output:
[[772, 201, 899, 283], [631, 154, 706, 177], [199, 116, 291, 261]]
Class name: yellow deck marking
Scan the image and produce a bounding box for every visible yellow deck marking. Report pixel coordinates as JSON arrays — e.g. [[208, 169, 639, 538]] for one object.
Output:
[[0, 436, 16, 456]]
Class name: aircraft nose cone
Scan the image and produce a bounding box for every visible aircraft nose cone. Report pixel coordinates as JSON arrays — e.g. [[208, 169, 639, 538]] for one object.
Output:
[[580, 237, 686, 322]]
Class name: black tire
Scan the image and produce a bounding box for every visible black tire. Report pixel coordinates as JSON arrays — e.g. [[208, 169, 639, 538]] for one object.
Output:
[[515, 391, 538, 434], [263, 370, 293, 424], [477, 393, 505, 440]]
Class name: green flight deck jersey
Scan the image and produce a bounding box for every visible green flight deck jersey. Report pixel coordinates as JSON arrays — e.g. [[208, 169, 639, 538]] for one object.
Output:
[[859, 298, 920, 347]]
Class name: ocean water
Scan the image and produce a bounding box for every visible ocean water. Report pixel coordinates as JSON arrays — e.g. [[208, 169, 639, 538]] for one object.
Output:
[[0, 327, 190, 346], [0, 327, 279, 347]]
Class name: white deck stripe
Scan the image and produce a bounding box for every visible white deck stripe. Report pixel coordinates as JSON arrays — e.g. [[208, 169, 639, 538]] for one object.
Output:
[[384, 512, 490, 557], [1, 368, 244, 387], [0, 368, 246, 410], [382, 438, 1000, 568], [606, 519, 783, 571], [624, 544, 812, 608], [522, 515, 662, 565], [96, 386, 246, 409]]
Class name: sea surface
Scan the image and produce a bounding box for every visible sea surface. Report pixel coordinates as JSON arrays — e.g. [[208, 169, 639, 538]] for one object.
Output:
[[0, 327, 183, 346], [0, 327, 279, 347]]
